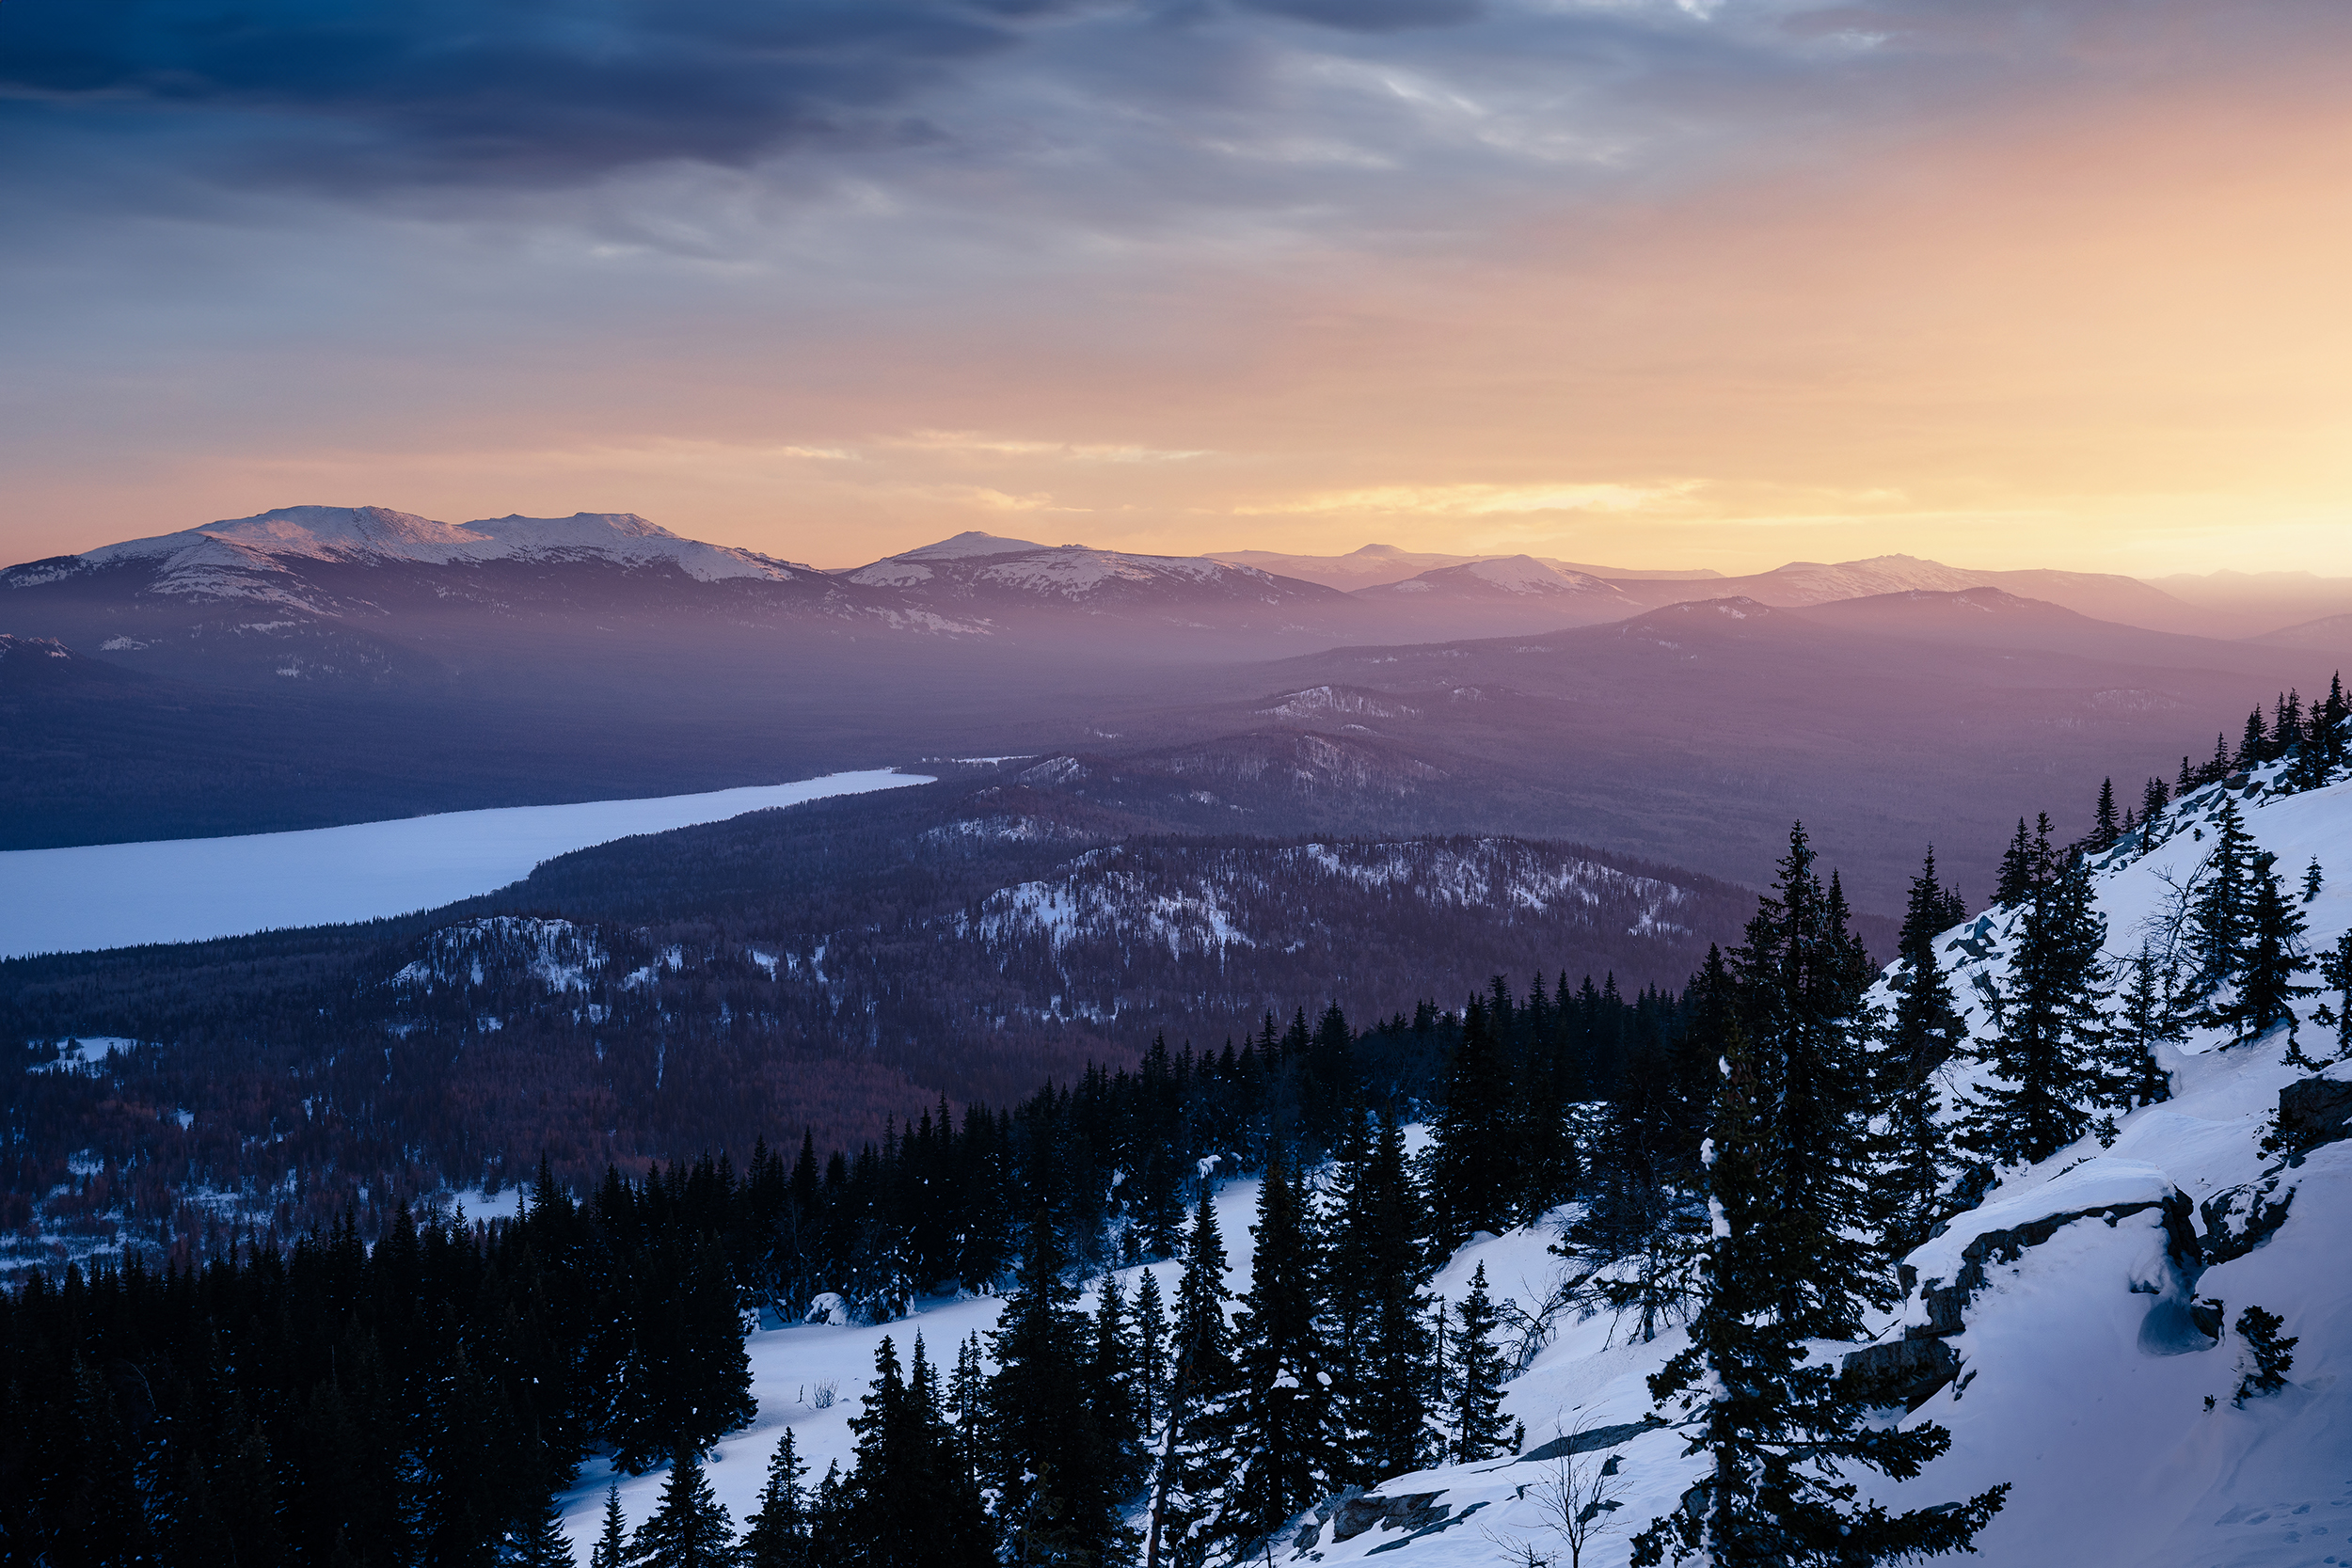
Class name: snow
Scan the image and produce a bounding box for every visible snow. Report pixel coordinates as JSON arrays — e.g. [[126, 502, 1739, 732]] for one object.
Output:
[[1457, 556, 1601, 594], [1257, 686, 1421, 721], [894, 531, 1048, 561], [581, 767, 2352, 1568], [560, 1175, 1265, 1561], [53, 505, 802, 597], [26, 1037, 140, 1074], [0, 770, 929, 958]]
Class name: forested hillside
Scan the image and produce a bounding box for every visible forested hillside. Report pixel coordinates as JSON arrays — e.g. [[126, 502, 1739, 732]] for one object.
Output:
[[0, 793, 1750, 1275]]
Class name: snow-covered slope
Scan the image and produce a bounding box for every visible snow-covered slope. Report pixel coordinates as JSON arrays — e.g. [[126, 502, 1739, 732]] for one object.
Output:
[[1310, 764, 2352, 1567], [639, 767, 2352, 1568]]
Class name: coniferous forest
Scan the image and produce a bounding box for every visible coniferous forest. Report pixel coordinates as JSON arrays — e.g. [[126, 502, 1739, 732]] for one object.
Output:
[[8, 677, 2351, 1566]]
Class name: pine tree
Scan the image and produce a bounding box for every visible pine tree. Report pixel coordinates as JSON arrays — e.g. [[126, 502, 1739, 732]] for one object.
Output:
[[590, 1485, 629, 1568], [2107, 948, 2182, 1111], [741, 1429, 811, 1568], [1994, 818, 2035, 907], [507, 1489, 580, 1568], [2232, 1307, 2297, 1404], [1960, 857, 2111, 1167], [2296, 930, 2352, 1070], [1150, 1184, 1238, 1568], [1432, 992, 1517, 1242], [1089, 1273, 1147, 1495], [2091, 778, 2120, 851], [2211, 855, 2315, 1044], [1212, 1152, 1338, 1553], [1879, 850, 1970, 1249], [1323, 1112, 1438, 1482], [1133, 1269, 1168, 1435], [2183, 798, 2260, 1003], [1726, 823, 1890, 1339], [1444, 1263, 1511, 1465], [2237, 706, 2268, 769], [988, 1222, 1132, 1568], [1889, 848, 1968, 1078], [628, 1452, 737, 1568], [1631, 1032, 2009, 1567], [2141, 775, 2171, 830]]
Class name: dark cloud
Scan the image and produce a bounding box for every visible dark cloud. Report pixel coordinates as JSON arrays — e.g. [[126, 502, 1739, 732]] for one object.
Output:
[[1230, 0, 1485, 33], [0, 0, 1047, 187]]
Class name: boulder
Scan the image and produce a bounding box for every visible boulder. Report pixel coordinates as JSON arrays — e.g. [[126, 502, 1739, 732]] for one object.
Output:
[[2271, 1076, 2352, 1160], [1839, 1337, 1962, 1411]]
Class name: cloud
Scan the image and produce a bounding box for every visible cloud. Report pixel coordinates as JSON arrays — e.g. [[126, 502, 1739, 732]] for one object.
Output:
[[884, 431, 1213, 462], [0, 0, 1029, 190], [1236, 481, 1695, 515]]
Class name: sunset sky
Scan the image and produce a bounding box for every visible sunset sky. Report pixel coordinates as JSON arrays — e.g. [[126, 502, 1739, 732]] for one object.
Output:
[[6, 0, 2350, 574]]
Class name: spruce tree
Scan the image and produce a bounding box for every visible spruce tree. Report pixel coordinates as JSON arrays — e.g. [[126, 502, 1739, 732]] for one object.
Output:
[[590, 1485, 629, 1568], [628, 1451, 737, 1568], [1089, 1273, 1147, 1496], [741, 1429, 811, 1568], [1324, 1113, 1438, 1482], [1889, 848, 1968, 1078], [2212, 855, 2314, 1043], [1212, 1153, 1338, 1552], [1880, 850, 1970, 1249], [2296, 930, 2352, 1070], [1960, 857, 2111, 1167], [1432, 993, 1517, 1242], [1994, 818, 2038, 908], [507, 1489, 579, 1568], [1632, 1033, 2009, 1567], [987, 1222, 1131, 1568], [2141, 775, 2170, 829], [1445, 1263, 1511, 1465], [1726, 823, 1890, 1339], [2232, 1307, 2297, 1403], [2107, 948, 2181, 1111], [1133, 1269, 1168, 1435], [2183, 797, 2259, 1004], [2091, 778, 2120, 851], [1148, 1184, 1239, 1568]]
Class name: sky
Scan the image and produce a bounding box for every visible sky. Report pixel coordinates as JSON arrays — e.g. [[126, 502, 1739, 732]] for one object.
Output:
[[5, 0, 2351, 576]]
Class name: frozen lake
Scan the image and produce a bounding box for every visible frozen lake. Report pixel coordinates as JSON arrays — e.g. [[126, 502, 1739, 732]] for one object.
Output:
[[0, 770, 930, 958]]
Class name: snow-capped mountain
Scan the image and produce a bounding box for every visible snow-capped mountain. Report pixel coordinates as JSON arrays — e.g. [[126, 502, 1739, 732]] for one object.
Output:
[[20, 504, 811, 610], [1349, 555, 1639, 632], [1210, 543, 1724, 590], [839, 533, 1359, 626]]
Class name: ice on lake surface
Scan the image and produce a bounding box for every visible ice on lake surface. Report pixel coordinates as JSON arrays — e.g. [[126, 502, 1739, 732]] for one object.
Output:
[[0, 770, 928, 958]]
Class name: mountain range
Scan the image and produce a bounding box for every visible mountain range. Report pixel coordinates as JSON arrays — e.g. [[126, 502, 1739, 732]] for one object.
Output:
[[9, 506, 2352, 918]]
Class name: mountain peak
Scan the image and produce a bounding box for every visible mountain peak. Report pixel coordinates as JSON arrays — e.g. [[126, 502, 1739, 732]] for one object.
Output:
[[896, 531, 1049, 562]]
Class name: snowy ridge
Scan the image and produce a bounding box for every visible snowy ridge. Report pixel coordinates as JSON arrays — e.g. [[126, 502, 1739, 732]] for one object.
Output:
[[390, 917, 610, 995], [968, 840, 1691, 962], [1254, 686, 1421, 721], [16, 504, 804, 606]]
